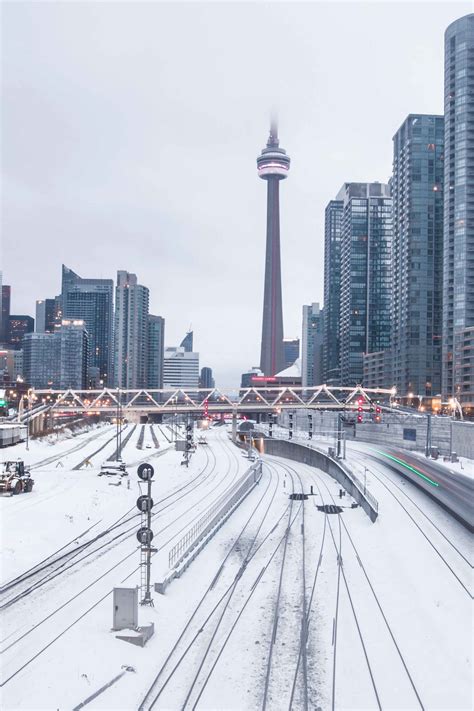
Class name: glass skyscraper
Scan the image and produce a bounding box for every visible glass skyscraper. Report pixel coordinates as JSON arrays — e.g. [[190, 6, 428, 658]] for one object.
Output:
[[61, 265, 113, 385], [301, 303, 324, 387], [147, 315, 165, 389], [392, 114, 444, 397], [114, 271, 149, 388], [442, 14, 474, 409], [323, 199, 343, 385], [338, 183, 392, 386]]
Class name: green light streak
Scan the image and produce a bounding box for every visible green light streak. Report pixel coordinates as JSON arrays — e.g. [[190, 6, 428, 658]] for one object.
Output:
[[371, 449, 439, 487]]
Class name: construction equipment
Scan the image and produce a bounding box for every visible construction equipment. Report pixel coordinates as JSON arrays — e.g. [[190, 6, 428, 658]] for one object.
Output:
[[0, 460, 34, 495]]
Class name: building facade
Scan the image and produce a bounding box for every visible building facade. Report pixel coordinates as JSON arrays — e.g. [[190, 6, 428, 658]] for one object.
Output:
[[0, 348, 23, 384], [283, 338, 300, 369], [114, 271, 149, 388], [323, 198, 343, 385], [0, 283, 11, 344], [338, 183, 392, 386], [7, 315, 34, 350], [199, 367, 215, 389], [442, 14, 474, 409], [180, 331, 193, 353], [301, 303, 324, 387], [147, 315, 165, 389], [36, 298, 57, 333], [391, 114, 445, 397], [23, 320, 89, 389], [61, 265, 113, 385], [163, 347, 199, 388], [257, 121, 290, 376], [363, 350, 393, 389]]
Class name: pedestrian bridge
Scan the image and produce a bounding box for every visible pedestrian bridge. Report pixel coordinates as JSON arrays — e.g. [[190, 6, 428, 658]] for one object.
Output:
[[21, 385, 395, 420]]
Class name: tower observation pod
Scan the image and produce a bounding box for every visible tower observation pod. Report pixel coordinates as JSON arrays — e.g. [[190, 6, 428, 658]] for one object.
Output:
[[257, 120, 290, 376]]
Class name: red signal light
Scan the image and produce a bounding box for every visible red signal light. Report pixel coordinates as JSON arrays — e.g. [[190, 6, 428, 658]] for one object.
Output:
[[357, 415, 363, 423]]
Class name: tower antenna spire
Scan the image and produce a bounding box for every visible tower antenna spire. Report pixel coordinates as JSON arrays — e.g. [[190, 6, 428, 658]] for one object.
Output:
[[268, 114, 279, 146]]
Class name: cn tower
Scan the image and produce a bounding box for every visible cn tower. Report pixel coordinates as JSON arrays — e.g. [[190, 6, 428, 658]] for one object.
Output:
[[257, 120, 290, 376]]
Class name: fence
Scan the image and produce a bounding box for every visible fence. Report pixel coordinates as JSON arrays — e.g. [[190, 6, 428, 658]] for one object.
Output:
[[168, 460, 262, 569]]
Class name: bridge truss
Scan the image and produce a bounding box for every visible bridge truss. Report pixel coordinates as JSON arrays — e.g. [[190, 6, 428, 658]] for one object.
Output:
[[23, 384, 396, 418]]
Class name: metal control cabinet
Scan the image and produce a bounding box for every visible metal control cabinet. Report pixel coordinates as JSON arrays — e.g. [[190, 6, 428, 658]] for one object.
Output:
[[112, 587, 138, 630]]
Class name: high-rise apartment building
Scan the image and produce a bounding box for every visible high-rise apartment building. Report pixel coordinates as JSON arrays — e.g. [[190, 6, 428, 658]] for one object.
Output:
[[61, 265, 113, 384], [114, 271, 149, 388], [301, 303, 324, 387], [147, 315, 165, 389], [163, 347, 199, 388], [338, 183, 392, 386], [323, 199, 343, 385], [23, 320, 89, 389], [391, 114, 445, 397], [442, 14, 474, 409]]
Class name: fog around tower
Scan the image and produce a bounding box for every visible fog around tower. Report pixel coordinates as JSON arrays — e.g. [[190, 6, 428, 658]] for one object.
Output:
[[2, 0, 471, 387]]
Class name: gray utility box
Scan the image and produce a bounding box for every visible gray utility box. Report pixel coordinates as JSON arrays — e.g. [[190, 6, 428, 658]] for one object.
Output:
[[175, 440, 186, 452], [112, 587, 138, 631]]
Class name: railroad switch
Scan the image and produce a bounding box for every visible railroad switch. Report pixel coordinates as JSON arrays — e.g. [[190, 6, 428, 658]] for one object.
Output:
[[317, 504, 343, 514]]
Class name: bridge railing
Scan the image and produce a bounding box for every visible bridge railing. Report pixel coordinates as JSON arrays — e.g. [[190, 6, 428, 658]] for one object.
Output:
[[168, 460, 262, 569]]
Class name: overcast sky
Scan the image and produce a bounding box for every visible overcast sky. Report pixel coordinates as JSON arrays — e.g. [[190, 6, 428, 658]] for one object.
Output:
[[1, 0, 471, 387]]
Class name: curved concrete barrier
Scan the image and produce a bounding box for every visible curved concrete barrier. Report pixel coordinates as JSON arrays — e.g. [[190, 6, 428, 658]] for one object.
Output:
[[261, 437, 378, 523]]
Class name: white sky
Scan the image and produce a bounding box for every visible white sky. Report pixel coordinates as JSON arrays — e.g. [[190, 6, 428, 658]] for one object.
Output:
[[1, 0, 471, 387]]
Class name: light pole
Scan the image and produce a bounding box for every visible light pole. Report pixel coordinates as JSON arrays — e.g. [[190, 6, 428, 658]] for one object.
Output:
[[116, 387, 122, 461]]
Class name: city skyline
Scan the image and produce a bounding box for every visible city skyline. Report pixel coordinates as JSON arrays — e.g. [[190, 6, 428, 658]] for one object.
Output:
[[2, 1, 471, 386]]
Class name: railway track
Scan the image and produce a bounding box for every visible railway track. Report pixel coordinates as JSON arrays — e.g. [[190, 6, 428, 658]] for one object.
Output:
[[349, 451, 473, 597], [308, 466, 425, 710], [1, 432, 258, 688], [138, 461, 289, 710]]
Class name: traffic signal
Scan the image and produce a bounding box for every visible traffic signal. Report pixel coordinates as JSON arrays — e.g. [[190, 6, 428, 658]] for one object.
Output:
[[357, 414, 363, 424], [288, 412, 293, 439], [308, 414, 313, 439]]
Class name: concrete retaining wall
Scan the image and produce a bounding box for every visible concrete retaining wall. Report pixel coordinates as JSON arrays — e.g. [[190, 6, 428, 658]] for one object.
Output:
[[279, 410, 474, 459], [262, 438, 378, 523]]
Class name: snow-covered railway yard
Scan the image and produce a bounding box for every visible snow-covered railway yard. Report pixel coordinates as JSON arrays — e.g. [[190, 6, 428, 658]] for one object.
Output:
[[0, 425, 472, 710]]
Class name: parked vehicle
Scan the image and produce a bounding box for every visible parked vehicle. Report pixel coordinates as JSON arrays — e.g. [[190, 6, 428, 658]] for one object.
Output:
[[0, 460, 34, 495]]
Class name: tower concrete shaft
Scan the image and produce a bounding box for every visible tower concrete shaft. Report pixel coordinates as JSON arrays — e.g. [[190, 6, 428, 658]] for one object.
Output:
[[257, 122, 290, 376]]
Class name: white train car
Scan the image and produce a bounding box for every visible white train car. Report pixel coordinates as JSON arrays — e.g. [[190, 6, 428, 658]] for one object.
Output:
[[0, 423, 28, 448]]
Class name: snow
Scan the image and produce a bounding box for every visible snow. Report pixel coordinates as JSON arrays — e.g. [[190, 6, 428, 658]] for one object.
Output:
[[0, 424, 472, 710]]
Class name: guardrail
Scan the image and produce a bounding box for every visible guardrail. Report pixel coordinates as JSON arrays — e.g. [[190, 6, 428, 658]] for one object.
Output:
[[169, 460, 262, 569]]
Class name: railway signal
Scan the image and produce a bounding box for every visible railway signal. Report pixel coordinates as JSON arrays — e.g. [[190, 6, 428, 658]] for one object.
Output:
[[183, 417, 193, 467], [308, 413, 313, 440], [268, 414, 273, 438], [288, 412, 293, 440], [136, 463, 155, 606]]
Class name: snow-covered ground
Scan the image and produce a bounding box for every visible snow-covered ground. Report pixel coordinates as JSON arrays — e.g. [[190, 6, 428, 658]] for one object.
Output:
[[0, 425, 472, 710]]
